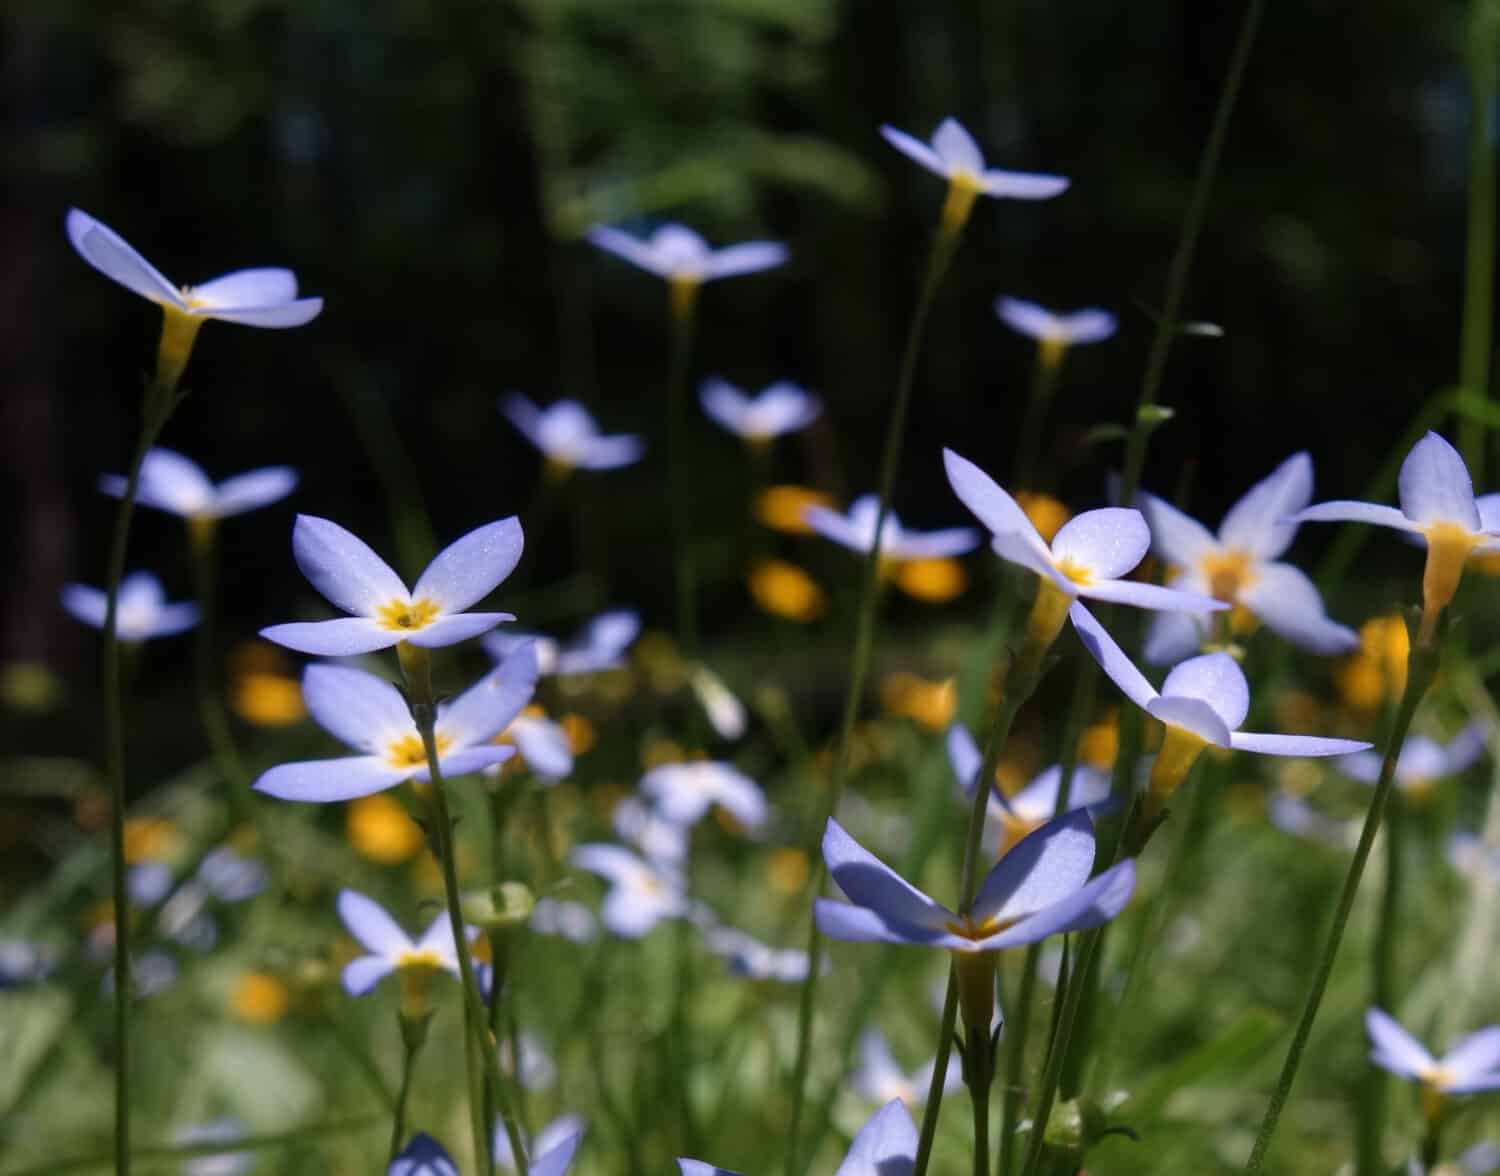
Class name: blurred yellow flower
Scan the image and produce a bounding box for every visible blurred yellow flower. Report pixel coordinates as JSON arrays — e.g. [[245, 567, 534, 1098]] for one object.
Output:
[[767, 848, 810, 894], [560, 713, 596, 756], [1013, 492, 1071, 544], [880, 673, 958, 732], [232, 672, 305, 726], [1080, 710, 1119, 770], [755, 485, 837, 535], [123, 817, 178, 864], [347, 794, 424, 866], [893, 557, 967, 602], [749, 560, 826, 622], [231, 971, 289, 1024], [1338, 614, 1409, 710]]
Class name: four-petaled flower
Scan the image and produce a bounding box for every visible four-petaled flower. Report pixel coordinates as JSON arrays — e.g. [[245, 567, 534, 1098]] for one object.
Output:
[[253, 645, 537, 802], [62, 571, 199, 641], [586, 223, 787, 317], [100, 447, 296, 526], [805, 494, 979, 561], [570, 844, 691, 938], [1289, 432, 1500, 642], [1366, 1006, 1500, 1121], [1137, 452, 1358, 664], [682, 1098, 919, 1176], [1337, 722, 1487, 801], [261, 514, 521, 656], [336, 888, 470, 996], [699, 378, 822, 443], [502, 394, 645, 473], [995, 297, 1116, 367], [641, 761, 767, 831]]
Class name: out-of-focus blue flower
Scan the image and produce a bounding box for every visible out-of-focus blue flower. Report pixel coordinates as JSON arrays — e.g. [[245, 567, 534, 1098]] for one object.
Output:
[[1449, 832, 1500, 885], [1367, 1007, 1500, 1096], [699, 379, 821, 443], [261, 515, 521, 657], [995, 297, 1116, 353], [586, 223, 787, 286], [0, 939, 59, 989], [389, 1133, 460, 1176], [336, 889, 470, 996], [175, 1117, 253, 1176], [253, 647, 536, 803], [495, 1113, 584, 1173], [805, 494, 978, 561], [682, 1099, 919, 1176], [484, 609, 640, 677], [881, 119, 1069, 201], [613, 796, 691, 867], [641, 761, 767, 831], [529, 898, 598, 944], [502, 395, 644, 471], [849, 1029, 961, 1108], [62, 572, 199, 641], [1138, 453, 1358, 663], [703, 925, 811, 983], [501, 1030, 558, 1092], [1337, 723, 1487, 797], [570, 843, 689, 938], [197, 847, 268, 903], [1267, 791, 1358, 851], [99, 448, 296, 523]]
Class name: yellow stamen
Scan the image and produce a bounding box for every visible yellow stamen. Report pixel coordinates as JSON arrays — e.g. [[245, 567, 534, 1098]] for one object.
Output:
[[386, 731, 452, 770], [1198, 548, 1256, 604], [940, 172, 983, 235], [1420, 522, 1479, 644], [375, 598, 441, 633]]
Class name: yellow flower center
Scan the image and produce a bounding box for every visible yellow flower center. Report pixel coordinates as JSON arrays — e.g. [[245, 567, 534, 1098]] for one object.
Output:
[[386, 731, 451, 770], [943, 912, 1016, 941], [395, 948, 443, 971], [347, 794, 424, 864], [375, 597, 441, 632], [941, 171, 983, 234], [1420, 521, 1480, 643], [1198, 548, 1256, 604], [1056, 558, 1093, 587]]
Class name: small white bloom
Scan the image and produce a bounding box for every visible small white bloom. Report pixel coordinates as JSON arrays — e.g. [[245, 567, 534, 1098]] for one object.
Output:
[[586, 223, 787, 285], [62, 572, 199, 641], [640, 761, 767, 831], [689, 665, 748, 740], [99, 448, 296, 523], [699, 378, 821, 442], [502, 394, 644, 470], [995, 297, 1116, 348], [880, 118, 1069, 200], [571, 843, 689, 938], [805, 494, 978, 561]]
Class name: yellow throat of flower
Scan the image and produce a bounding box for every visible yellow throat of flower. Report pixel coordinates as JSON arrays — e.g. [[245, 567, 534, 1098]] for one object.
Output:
[[376, 597, 441, 633], [1420, 521, 1479, 644], [155, 305, 205, 393], [941, 171, 983, 235], [386, 731, 451, 770], [1199, 548, 1256, 605], [1146, 724, 1209, 819]]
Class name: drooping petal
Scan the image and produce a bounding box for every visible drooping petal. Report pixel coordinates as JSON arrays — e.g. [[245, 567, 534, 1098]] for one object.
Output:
[[585, 225, 669, 277], [127, 448, 215, 514], [1365, 1008, 1436, 1079], [1145, 696, 1233, 747], [342, 955, 397, 997], [702, 242, 789, 281], [1142, 610, 1205, 666], [438, 643, 540, 746], [1218, 452, 1313, 559], [337, 889, 412, 957], [981, 169, 1070, 199], [1397, 432, 1480, 530], [878, 125, 945, 176], [1068, 602, 1159, 710], [1288, 501, 1423, 533], [574, 435, 646, 470], [804, 504, 867, 553], [993, 531, 1066, 585], [1135, 490, 1217, 567], [942, 449, 1045, 546], [530, 1130, 585, 1176], [1335, 750, 1383, 784], [259, 617, 399, 656], [813, 899, 964, 948], [404, 612, 515, 648], [931, 118, 984, 173], [146, 603, 201, 638], [60, 584, 107, 629], [501, 393, 546, 448], [253, 755, 406, 803], [1080, 578, 1227, 613], [511, 717, 574, 779], [302, 664, 411, 751], [206, 298, 323, 328], [1240, 562, 1359, 655], [1050, 509, 1150, 581], [978, 859, 1136, 950], [889, 525, 979, 560], [413, 518, 524, 614], [699, 378, 749, 434], [1440, 1027, 1500, 1085], [118, 571, 165, 615], [947, 722, 983, 797], [290, 515, 409, 617], [822, 818, 954, 931], [213, 467, 298, 517], [1161, 652, 1250, 730], [994, 297, 1060, 341], [66, 209, 184, 307], [833, 1099, 918, 1176], [1056, 310, 1117, 344], [189, 268, 298, 309], [1230, 731, 1372, 757], [972, 809, 1096, 925]]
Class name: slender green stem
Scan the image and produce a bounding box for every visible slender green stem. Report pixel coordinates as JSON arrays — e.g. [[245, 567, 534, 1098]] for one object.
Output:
[[1243, 632, 1440, 1173], [665, 297, 700, 656], [389, 1018, 427, 1162], [1118, 0, 1264, 506], [1458, 0, 1499, 478], [100, 391, 176, 1176], [1013, 356, 1062, 491], [1357, 793, 1404, 1172], [784, 215, 965, 1176], [967, 1026, 993, 1176], [914, 971, 961, 1176]]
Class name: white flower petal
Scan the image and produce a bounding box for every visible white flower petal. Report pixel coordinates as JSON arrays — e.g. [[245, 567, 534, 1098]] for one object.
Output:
[[833, 1100, 918, 1176], [1229, 732, 1371, 757], [341, 955, 396, 996], [822, 818, 953, 931], [1289, 502, 1422, 532], [1136, 490, 1217, 567], [403, 612, 514, 649], [943, 449, 1044, 545], [1050, 508, 1150, 580], [981, 169, 1070, 199], [972, 809, 1096, 924], [301, 664, 410, 751], [702, 242, 788, 281], [1160, 652, 1249, 729], [585, 226, 670, 277], [66, 209, 184, 307], [1240, 562, 1358, 655], [1068, 601, 1159, 711], [1142, 610, 1205, 666], [213, 467, 298, 517], [206, 298, 323, 328], [1218, 452, 1313, 559], [1079, 579, 1224, 614], [879, 124, 946, 176], [1146, 696, 1232, 747], [413, 518, 524, 614], [931, 118, 984, 174], [259, 617, 399, 657], [189, 268, 298, 309], [254, 755, 407, 803], [1398, 432, 1480, 529], [1366, 1007, 1436, 1079], [994, 297, 1059, 341], [337, 889, 412, 958], [290, 515, 409, 617]]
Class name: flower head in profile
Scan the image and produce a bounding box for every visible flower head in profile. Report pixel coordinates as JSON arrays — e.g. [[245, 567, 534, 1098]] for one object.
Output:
[[336, 889, 471, 997], [100, 448, 296, 529], [485, 609, 640, 677], [613, 795, 691, 866], [881, 118, 1069, 232], [498, 708, 575, 780], [586, 223, 786, 316], [995, 297, 1116, 367], [1367, 1007, 1500, 1119], [699, 378, 821, 444], [1337, 723, 1487, 802], [261, 515, 521, 656], [816, 809, 1134, 1029], [641, 761, 767, 831], [948, 722, 1112, 853], [529, 898, 598, 944], [805, 494, 979, 562], [1138, 452, 1357, 664], [702, 925, 811, 983], [66, 209, 323, 390], [682, 1099, 919, 1176], [849, 1029, 961, 1108], [253, 645, 537, 802], [688, 665, 749, 740], [62, 572, 198, 641], [502, 394, 644, 473], [1290, 433, 1500, 642], [1070, 602, 1370, 824], [388, 1133, 460, 1176], [570, 843, 690, 938], [495, 1114, 584, 1175]]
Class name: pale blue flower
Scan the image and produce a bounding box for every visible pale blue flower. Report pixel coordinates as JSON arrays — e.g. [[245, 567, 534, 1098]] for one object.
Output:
[[196, 847, 268, 903], [1367, 1007, 1500, 1095], [699, 379, 821, 442], [849, 1029, 961, 1108], [805, 494, 979, 560], [62, 572, 198, 641], [1070, 602, 1370, 759], [703, 926, 811, 982], [495, 1114, 584, 1174], [613, 796, 690, 866], [389, 1133, 460, 1176], [944, 449, 1226, 616], [0, 939, 59, 989], [1138, 452, 1357, 664], [252, 646, 536, 802], [880, 118, 1069, 200], [586, 223, 787, 285], [529, 898, 598, 944], [484, 609, 640, 677], [815, 809, 1135, 953], [175, 1117, 252, 1176], [1267, 791, 1358, 851], [682, 1099, 919, 1176], [641, 761, 767, 831], [570, 843, 689, 938], [995, 298, 1116, 347], [1449, 832, 1500, 885], [261, 514, 521, 656], [336, 889, 469, 996], [66, 209, 323, 328], [502, 394, 644, 470], [503, 712, 575, 780], [1337, 723, 1487, 795], [99, 448, 295, 522]]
